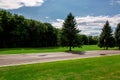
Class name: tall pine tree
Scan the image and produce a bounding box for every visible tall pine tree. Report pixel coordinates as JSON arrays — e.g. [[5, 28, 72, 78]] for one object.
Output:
[[61, 13, 81, 51], [98, 21, 115, 50], [115, 23, 120, 50]]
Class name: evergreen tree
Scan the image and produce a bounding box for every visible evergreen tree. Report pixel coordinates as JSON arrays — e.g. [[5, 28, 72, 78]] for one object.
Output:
[[115, 23, 120, 50], [98, 21, 115, 50], [61, 13, 80, 51]]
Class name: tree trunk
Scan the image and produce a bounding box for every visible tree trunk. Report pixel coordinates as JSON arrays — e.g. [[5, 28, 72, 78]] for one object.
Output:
[[104, 46, 106, 50], [106, 47, 108, 50], [69, 45, 72, 51]]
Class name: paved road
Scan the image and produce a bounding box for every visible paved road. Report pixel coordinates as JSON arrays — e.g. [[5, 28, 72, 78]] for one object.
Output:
[[0, 50, 120, 67]]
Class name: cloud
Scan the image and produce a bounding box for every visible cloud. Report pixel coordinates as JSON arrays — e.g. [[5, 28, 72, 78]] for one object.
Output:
[[51, 19, 64, 28], [110, 0, 120, 5], [45, 16, 49, 19], [52, 14, 120, 36], [116, 0, 120, 4], [0, 0, 45, 9]]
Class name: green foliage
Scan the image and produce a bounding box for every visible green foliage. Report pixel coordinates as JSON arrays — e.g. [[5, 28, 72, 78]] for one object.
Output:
[[1, 55, 120, 80], [0, 16, 3, 32], [0, 10, 58, 48], [88, 36, 98, 45], [115, 23, 120, 50], [44, 23, 58, 46], [73, 34, 83, 48], [0, 26, 3, 32], [61, 13, 81, 51], [79, 35, 88, 45], [79, 35, 98, 45], [98, 21, 115, 50], [1, 10, 119, 49]]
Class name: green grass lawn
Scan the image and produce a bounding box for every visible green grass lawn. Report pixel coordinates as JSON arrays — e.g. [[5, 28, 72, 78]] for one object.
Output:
[[0, 45, 117, 55], [0, 55, 120, 80]]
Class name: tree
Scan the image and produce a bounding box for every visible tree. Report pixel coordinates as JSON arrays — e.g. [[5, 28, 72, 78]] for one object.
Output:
[[92, 36, 99, 45], [0, 10, 59, 48], [44, 23, 58, 47], [88, 36, 98, 45], [115, 23, 120, 50], [0, 19, 3, 33], [61, 13, 80, 51], [10, 14, 28, 47], [98, 21, 115, 50], [74, 34, 83, 47], [80, 35, 88, 45], [0, 10, 13, 47]]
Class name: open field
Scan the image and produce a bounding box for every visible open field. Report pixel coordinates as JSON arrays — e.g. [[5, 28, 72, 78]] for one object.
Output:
[[0, 55, 120, 80], [0, 45, 117, 55]]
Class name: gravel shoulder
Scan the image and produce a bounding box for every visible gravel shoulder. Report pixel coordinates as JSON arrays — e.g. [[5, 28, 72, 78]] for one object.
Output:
[[0, 50, 120, 67]]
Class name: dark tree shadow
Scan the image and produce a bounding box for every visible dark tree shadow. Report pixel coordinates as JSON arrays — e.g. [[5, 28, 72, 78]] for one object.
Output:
[[65, 51, 85, 55]]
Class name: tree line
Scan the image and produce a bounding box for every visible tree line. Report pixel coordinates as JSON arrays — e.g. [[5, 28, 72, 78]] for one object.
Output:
[[0, 10, 120, 50], [0, 10, 58, 48], [0, 10, 98, 48]]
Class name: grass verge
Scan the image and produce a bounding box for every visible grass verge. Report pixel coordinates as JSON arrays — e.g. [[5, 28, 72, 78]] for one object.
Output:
[[0, 45, 117, 55], [0, 55, 120, 80]]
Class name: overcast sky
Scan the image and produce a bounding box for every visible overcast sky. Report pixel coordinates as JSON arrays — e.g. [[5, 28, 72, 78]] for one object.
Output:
[[0, 0, 120, 36]]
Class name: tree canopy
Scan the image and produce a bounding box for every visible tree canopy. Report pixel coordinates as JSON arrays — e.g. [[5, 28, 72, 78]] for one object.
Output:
[[98, 21, 115, 50], [61, 13, 81, 51], [0, 10, 58, 48], [115, 23, 120, 50]]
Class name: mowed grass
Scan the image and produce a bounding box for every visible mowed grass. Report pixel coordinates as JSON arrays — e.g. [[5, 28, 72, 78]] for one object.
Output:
[[0, 55, 120, 80], [0, 45, 117, 55]]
